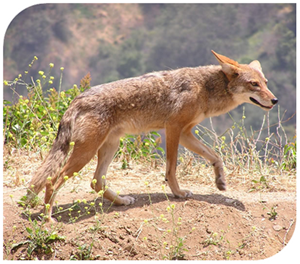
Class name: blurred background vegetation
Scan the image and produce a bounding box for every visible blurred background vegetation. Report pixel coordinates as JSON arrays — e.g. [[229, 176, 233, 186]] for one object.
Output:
[[3, 3, 296, 140]]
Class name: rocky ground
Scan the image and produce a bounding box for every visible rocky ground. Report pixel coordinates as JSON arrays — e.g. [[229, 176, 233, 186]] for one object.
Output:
[[2, 149, 297, 260]]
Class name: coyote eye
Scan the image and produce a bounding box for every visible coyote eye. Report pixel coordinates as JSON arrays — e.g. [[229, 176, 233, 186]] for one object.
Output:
[[250, 81, 259, 87]]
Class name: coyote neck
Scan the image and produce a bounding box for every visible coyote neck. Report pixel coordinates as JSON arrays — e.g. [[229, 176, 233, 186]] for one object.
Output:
[[198, 65, 240, 117]]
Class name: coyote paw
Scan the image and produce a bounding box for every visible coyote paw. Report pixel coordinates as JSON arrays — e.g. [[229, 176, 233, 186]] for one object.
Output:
[[44, 216, 56, 223], [121, 196, 135, 205], [216, 178, 226, 191], [20, 192, 40, 208], [174, 189, 193, 199]]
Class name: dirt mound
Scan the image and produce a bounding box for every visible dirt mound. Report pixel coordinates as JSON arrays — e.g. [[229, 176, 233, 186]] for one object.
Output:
[[2, 150, 297, 260]]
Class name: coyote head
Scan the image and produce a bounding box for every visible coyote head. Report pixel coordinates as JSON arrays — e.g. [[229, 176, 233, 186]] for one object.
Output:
[[211, 50, 278, 110]]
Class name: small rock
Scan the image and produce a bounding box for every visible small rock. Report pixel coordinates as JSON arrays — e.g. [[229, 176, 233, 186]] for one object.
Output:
[[225, 198, 235, 204], [273, 225, 282, 231], [124, 244, 138, 256], [206, 227, 212, 234]]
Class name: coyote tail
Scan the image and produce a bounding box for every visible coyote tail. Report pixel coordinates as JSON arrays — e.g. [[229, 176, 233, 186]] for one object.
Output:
[[27, 115, 74, 200]]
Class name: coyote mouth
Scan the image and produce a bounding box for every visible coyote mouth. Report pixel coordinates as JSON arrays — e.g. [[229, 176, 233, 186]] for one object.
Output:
[[249, 97, 273, 110]]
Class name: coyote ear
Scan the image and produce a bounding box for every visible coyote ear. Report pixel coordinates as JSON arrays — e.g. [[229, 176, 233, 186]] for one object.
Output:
[[211, 50, 240, 80], [249, 60, 262, 73], [211, 50, 239, 67]]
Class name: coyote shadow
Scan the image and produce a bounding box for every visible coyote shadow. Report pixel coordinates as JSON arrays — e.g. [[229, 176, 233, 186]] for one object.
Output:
[[26, 192, 245, 223]]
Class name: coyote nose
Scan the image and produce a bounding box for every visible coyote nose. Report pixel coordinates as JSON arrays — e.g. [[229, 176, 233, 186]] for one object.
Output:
[[271, 98, 278, 105]]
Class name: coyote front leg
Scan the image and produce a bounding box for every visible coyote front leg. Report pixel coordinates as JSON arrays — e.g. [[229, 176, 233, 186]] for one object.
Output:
[[180, 130, 226, 191], [165, 124, 193, 198], [91, 135, 135, 205]]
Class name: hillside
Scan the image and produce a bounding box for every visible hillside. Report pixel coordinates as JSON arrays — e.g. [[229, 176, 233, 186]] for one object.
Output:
[[4, 4, 143, 91]]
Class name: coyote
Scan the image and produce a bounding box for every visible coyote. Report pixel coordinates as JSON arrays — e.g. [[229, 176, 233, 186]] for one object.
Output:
[[27, 50, 278, 221]]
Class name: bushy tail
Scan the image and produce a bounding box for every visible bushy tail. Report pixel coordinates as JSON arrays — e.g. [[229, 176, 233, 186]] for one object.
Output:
[[26, 115, 74, 202]]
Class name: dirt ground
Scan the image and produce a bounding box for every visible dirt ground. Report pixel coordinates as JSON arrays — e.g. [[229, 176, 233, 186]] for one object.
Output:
[[2, 149, 297, 260]]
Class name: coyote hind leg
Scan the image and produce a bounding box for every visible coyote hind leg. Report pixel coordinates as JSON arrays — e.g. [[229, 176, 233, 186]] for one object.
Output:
[[44, 137, 103, 221], [92, 135, 135, 206]]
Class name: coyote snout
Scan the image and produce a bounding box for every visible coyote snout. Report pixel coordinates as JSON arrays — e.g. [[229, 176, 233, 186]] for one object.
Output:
[[249, 96, 278, 110], [27, 50, 277, 221]]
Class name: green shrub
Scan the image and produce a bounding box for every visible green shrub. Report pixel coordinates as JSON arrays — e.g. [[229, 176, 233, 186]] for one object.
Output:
[[3, 59, 84, 151]]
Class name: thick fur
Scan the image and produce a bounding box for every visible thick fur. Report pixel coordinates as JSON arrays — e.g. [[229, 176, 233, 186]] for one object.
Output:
[[27, 51, 278, 221]]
